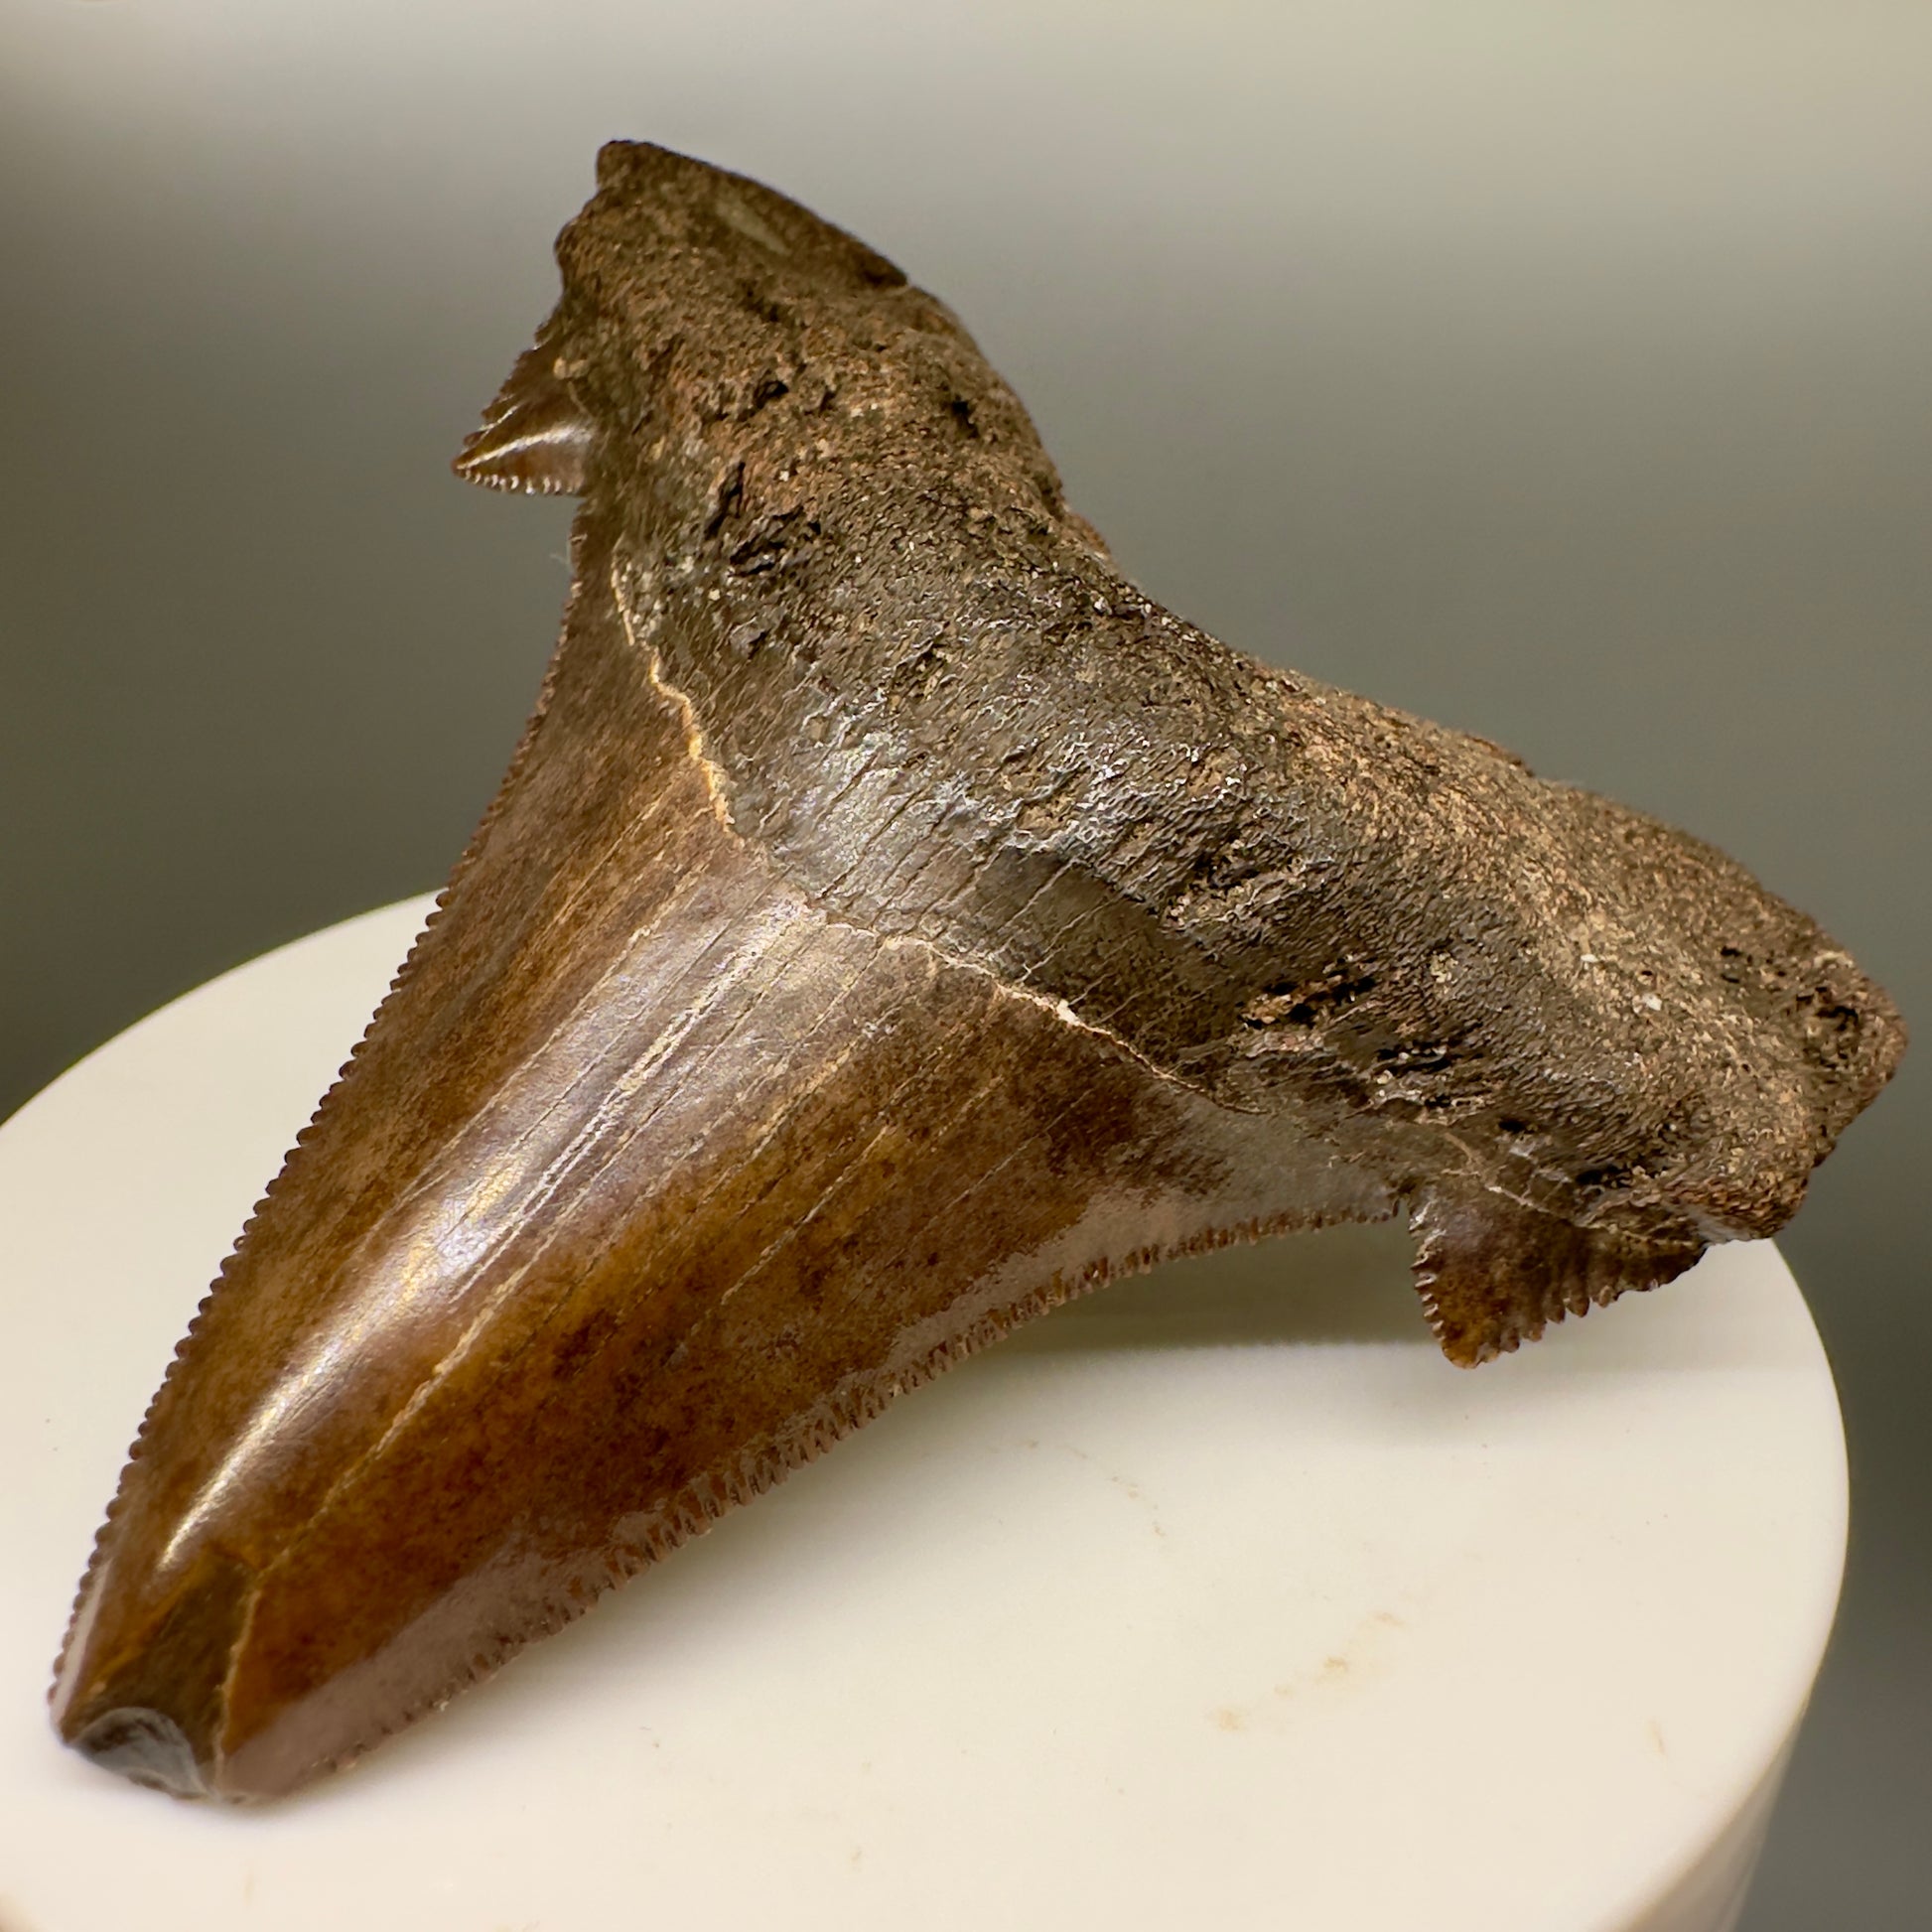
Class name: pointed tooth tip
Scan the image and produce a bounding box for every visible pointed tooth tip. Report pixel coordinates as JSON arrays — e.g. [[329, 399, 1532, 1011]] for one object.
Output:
[[450, 435, 508, 483], [51, 1542, 258, 1801], [63, 1705, 212, 1800]]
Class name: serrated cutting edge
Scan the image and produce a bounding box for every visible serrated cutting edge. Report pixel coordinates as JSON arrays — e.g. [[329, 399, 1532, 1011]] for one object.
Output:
[[50, 140, 1903, 1801]]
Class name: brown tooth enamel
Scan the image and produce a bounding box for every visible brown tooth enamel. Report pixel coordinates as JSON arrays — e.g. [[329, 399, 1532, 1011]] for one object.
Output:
[[453, 325, 597, 495], [52, 139, 1904, 1802]]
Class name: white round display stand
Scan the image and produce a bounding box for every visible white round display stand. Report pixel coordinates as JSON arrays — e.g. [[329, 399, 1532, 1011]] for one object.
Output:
[[0, 898, 1843, 1932]]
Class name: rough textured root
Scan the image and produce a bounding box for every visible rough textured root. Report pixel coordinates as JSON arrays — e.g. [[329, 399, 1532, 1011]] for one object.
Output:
[[269, 1201, 1384, 1794], [1410, 1188, 1704, 1367]]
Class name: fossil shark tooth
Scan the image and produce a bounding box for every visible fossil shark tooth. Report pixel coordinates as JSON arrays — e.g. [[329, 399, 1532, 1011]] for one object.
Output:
[[51, 140, 1903, 1804]]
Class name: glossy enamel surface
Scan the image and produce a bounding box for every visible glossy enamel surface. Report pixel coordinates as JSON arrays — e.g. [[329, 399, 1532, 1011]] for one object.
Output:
[[49, 143, 1901, 1800], [1, 918, 1844, 1930]]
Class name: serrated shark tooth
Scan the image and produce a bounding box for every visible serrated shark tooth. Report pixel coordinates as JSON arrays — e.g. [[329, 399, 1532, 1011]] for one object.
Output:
[[52, 141, 1904, 1802]]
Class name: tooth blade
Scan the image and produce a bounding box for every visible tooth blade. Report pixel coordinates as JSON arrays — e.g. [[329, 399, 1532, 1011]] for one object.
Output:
[[50, 522, 1384, 1800]]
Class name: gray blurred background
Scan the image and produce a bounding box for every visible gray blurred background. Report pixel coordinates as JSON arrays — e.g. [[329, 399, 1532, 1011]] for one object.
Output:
[[3, 2, 1925, 1920]]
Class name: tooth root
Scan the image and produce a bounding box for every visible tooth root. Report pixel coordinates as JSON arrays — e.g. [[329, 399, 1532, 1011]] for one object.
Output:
[[452, 326, 594, 495], [50, 519, 1388, 1801]]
